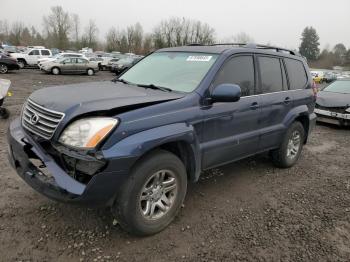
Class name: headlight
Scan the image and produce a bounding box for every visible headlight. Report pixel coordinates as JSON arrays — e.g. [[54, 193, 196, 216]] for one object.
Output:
[[346, 108, 350, 113], [59, 117, 118, 148]]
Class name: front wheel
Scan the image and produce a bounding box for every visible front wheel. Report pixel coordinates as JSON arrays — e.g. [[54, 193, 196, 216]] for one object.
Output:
[[0, 64, 8, 74], [112, 150, 187, 236], [271, 121, 305, 168]]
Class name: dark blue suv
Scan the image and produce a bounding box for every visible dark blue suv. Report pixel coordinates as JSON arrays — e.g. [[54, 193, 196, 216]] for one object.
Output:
[[7, 44, 316, 235]]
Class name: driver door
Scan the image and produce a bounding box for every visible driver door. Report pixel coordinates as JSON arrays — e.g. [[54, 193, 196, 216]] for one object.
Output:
[[27, 50, 40, 65], [201, 55, 262, 169]]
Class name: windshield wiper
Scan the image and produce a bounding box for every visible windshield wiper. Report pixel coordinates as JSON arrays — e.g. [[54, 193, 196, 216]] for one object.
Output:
[[137, 84, 172, 92], [112, 78, 133, 85]]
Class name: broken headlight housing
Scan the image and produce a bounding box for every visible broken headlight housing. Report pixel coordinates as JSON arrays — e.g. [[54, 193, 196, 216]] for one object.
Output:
[[59, 117, 118, 149]]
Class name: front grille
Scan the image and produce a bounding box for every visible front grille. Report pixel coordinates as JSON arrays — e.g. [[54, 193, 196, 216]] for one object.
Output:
[[315, 104, 346, 114], [22, 99, 65, 139]]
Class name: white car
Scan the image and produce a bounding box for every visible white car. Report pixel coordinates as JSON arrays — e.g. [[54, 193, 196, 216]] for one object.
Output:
[[38, 53, 86, 69], [10, 48, 52, 68]]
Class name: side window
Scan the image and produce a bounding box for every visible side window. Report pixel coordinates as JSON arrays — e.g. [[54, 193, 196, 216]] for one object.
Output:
[[63, 58, 72, 64], [213, 55, 255, 97], [77, 58, 87, 63], [41, 50, 50, 56], [29, 50, 39, 55], [284, 58, 308, 90], [258, 56, 283, 94]]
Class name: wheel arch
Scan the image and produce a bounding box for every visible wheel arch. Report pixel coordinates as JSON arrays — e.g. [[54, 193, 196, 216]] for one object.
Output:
[[283, 105, 312, 144], [102, 123, 202, 182]]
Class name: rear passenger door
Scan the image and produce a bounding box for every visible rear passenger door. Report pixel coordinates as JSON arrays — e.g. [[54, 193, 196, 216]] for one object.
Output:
[[257, 56, 294, 150], [61, 58, 75, 73], [76, 58, 88, 73], [201, 55, 262, 169]]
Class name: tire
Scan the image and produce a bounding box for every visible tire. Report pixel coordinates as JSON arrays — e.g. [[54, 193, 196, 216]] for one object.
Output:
[[0, 108, 9, 119], [51, 67, 60, 75], [271, 121, 305, 168], [0, 64, 8, 74], [17, 60, 25, 69], [112, 150, 187, 236], [87, 68, 94, 76]]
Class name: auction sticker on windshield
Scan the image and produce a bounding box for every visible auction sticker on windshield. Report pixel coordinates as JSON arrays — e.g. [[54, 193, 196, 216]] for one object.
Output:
[[186, 56, 212, 62]]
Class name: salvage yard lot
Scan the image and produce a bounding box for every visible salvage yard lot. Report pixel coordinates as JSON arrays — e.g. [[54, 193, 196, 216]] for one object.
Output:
[[0, 70, 350, 261]]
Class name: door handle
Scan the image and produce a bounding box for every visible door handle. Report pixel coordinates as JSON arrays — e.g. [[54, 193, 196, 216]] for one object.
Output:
[[284, 97, 291, 104], [250, 102, 259, 110]]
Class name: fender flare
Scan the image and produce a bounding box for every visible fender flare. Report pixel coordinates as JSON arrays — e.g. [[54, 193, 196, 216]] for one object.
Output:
[[102, 123, 202, 181], [282, 105, 309, 128]]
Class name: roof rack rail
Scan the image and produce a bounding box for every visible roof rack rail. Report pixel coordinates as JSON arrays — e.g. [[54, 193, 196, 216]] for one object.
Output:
[[209, 42, 300, 56]]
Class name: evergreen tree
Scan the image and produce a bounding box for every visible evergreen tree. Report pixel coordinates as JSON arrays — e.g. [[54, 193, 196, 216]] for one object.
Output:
[[299, 27, 320, 61]]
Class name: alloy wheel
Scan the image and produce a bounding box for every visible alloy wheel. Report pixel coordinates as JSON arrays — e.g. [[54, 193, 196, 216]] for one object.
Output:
[[139, 169, 178, 220], [0, 64, 8, 74], [287, 130, 301, 159]]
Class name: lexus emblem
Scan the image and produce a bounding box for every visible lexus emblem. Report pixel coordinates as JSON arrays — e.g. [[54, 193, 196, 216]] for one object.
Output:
[[30, 113, 40, 125]]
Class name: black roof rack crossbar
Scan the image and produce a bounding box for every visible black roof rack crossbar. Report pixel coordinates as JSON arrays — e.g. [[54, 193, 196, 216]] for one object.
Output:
[[188, 42, 299, 56]]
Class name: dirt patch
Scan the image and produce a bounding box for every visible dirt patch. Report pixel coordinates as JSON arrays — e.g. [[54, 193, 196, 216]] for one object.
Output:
[[0, 70, 350, 261]]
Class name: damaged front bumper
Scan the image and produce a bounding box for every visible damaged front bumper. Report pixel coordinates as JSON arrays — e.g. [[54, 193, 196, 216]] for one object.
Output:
[[314, 108, 350, 126], [7, 118, 132, 207]]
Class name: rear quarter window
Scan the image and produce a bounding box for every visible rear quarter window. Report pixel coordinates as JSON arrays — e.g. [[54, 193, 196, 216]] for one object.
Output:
[[284, 58, 308, 90]]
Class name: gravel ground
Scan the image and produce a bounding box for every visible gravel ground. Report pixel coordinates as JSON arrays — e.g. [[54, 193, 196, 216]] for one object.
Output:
[[0, 70, 349, 262]]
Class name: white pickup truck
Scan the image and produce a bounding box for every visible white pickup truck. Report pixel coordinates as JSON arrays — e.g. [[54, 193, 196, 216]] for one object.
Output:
[[10, 48, 52, 68]]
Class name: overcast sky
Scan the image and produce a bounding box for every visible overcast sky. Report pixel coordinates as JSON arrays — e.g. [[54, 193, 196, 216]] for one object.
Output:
[[2, 0, 350, 49]]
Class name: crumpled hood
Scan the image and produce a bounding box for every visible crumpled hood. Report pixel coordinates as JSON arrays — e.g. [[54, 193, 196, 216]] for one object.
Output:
[[316, 91, 350, 108], [29, 81, 184, 115]]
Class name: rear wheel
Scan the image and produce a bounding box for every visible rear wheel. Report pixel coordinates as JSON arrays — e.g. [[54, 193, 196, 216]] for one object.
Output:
[[271, 121, 305, 168], [87, 68, 94, 76], [0, 64, 8, 74], [112, 150, 187, 236], [51, 67, 60, 75]]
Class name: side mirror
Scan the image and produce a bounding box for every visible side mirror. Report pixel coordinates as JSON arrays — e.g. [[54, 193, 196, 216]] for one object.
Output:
[[211, 83, 241, 103]]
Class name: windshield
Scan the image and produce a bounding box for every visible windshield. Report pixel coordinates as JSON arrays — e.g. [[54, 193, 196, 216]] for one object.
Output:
[[323, 80, 350, 94], [121, 52, 218, 93]]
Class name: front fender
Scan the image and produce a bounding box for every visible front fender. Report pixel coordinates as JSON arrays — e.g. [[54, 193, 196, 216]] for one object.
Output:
[[102, 123, 201, 180]]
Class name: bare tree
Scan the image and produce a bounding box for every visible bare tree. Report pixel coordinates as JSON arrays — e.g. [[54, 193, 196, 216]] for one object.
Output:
[[71, 13, 80, 49], [82, 19, 99, 49], [230, 32, 254, 44], [152, 17, 215, 48], [9, 22, 25, 45], [43, 6, 71, 49], [105, 27, 123, 52]]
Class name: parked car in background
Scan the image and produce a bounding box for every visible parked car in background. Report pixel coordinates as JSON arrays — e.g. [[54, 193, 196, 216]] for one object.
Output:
[[111, 56, 142, 75], [324, 72, 337, 83], [38, 53, 86, 69], [88, 57, 104, 69], [7, 44, 316, 236], [0, 54, 20, 74], [106, 58, 120, 70], [10, 48, 52, 68], [41, 57, 98, 76], [315, 79, 350, 126]]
